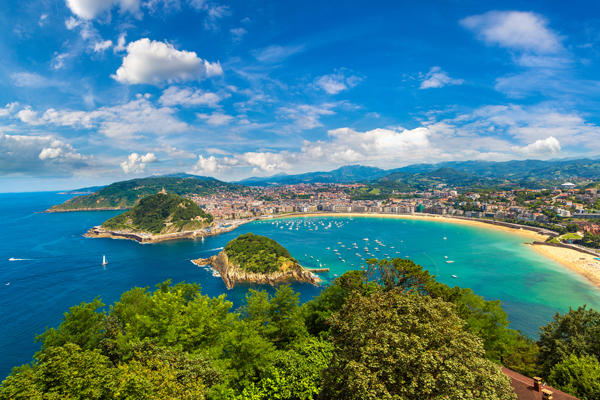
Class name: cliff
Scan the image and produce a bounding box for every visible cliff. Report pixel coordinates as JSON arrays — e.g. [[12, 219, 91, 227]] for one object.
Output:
[[192, 250, 321, 289]]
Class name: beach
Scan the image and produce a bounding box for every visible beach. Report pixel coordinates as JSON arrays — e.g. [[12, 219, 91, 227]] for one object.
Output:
[[530, 244, 600, 289]]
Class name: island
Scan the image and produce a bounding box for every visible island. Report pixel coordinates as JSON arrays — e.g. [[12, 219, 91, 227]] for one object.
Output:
[[193, 233, 323, 288], [85, 193, 232, 243]]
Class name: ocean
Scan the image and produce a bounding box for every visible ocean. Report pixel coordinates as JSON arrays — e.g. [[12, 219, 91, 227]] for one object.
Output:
[[1, 191, 600, 380]]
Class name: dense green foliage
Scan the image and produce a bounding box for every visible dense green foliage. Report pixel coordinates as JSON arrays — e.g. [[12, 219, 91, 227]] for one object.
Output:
[[2, 259, 596, 399], [547, 354, 600, 400], [48, 177, 244, 211], [101, 193, 213, 234], [224, 233, 298, 274]]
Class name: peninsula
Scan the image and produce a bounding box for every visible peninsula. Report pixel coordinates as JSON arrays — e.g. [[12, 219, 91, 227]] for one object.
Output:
[[193, 233, 322, 288], [85, 193, 222, 243]]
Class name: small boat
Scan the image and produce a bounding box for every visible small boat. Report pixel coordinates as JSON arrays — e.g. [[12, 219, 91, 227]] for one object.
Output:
[[5, 283, 9, 286], [443, 237, 447, 240], [8, 258, 16, 261], [452, 275, 457, 278], [310, 256, 313, 259], [444, 256, 448, 259], [102, 255, 108, 266], [363, 238, 369, 241], [326, 247, 330, 250], [446, 260, 454, 263]]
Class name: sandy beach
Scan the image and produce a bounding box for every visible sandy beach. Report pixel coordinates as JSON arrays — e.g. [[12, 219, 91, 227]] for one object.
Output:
[[530, 244, 600, 289]]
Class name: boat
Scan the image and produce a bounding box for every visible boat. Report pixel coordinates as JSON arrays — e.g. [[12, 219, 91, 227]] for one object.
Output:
[[5, 283, 9, 286], [326, 247, 330, 250], [102, 255, 108, 266], [363, 238, 369, 241], [452, 275, 457, 278], [446, 260, 454, 263], [443, 237, 447, 240], [8, 258, 15, 261], [310, 256, 313, 259], [444, 256, 448, 259]]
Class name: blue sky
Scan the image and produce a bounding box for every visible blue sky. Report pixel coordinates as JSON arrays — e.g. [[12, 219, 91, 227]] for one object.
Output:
[[1, 0, 600, 191]]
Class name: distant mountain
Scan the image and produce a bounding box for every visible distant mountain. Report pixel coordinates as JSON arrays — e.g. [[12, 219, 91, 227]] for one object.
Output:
[[58, 185, 106, 195], [237, 165, 388, 186], [379, 167, 499, 189]]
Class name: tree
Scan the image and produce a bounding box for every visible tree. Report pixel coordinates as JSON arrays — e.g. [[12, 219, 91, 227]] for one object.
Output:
[[566, 223, 579, 233], [547, 354, 600, 400], [537, 305, 600, 378], [320, 290, 516, 400]]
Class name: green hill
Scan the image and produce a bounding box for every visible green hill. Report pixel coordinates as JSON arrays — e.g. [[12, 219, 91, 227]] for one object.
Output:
[[101, 193, 213, 235], [47, 176, 244, 212], [224, 233, 299, 274]]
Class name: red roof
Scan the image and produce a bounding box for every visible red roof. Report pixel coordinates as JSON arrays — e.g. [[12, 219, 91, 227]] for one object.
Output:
[[501, 367, 579, 400]]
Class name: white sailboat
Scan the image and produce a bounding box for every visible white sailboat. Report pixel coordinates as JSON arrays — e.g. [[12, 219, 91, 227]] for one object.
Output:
[[102, 255, 108, 265]]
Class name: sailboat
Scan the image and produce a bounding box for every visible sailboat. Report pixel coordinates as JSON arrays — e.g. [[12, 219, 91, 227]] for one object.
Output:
[[102, 255, 108, 265]]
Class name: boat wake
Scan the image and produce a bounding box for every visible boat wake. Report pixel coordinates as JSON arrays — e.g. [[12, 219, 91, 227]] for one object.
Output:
[[8, 258, 33, 261], [198, 247, 224, 253]]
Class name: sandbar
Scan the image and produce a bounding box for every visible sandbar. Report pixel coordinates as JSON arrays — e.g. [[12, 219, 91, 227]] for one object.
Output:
[[529, 244, 600, 289]]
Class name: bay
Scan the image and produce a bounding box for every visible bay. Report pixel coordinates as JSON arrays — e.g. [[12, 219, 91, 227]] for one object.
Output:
[[1, 192, 599, 380]]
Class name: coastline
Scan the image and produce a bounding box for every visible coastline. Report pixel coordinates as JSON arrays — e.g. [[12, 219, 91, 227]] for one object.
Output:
[[529, 244, 600, 289]]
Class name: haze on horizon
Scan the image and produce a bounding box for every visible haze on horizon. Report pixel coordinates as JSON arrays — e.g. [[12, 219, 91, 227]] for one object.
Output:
[[1, 0, 600, 192]]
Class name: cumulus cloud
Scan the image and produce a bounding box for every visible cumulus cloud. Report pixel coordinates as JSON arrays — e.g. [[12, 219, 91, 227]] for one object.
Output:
[[251, 45, 304, 63], [190, 151, 292, 175], [159, 86, 222, 107], [460, 11, 562, 54], [420, 67, 463, 89], [196, 112, 234, 125], [314, 72, 362, 94], [112, 38, 223, 85], [511, 136, 561, 156], [30, 97, 189, 139], [16, 108, 45, 125], [93, 40, 113, 53], [65, 0, 141, 20], [0, 132, 89, 176], [190, 155, 236, 174], [120, 152, 157, 173]]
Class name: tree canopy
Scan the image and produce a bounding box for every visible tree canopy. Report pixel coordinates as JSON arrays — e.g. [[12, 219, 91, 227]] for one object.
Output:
[[225, 233, 299, 274]]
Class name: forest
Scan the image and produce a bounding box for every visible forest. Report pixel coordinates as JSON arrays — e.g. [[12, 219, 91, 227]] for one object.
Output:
[[224, 233, 298, 274], [101, 193, 213, 234], [1, 258, 599, 400]]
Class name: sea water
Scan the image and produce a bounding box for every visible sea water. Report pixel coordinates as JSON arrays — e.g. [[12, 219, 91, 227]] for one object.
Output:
[[1, 192, 600, 379]]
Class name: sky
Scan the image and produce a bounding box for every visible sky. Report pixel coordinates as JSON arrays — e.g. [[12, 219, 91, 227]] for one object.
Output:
[[1, 0, 600, 191]]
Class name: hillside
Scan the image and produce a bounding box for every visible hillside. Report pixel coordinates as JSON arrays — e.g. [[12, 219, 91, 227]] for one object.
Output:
[[224, 232, 299, 274], [100, 193, 213, 235], [47, 176, 244, 212], [237, 165, 388, 186]]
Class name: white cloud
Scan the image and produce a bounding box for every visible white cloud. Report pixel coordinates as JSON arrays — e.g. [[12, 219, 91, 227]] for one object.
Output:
[[161, 144, 196, 159], [16, 108, 45, 125], [230, 27, 247, 41], [314, 72, 362, 94], [191, 155, 233, 174], [511, 136, 561, 156], [39, 14, 48, 26], [65, 0, 141, 20], [0, 103, 19, 118], [187, 0, 206, 10], [203, 4, 231, 30], [460, 11, 562, 54], [51, 52, 68, 70], [11, 73, 53, 88], [420, 67, 463, 89], [0, 132, 89, 176], [278, 104, 336, 130], [93, 39, 113, 53], [114, 33, 127, 53], [39, 97, 190, 139], [120, 152, 157, 173], [197, 112, 234, 125], [159, 86, 223, 107], [112, 38, 223, 85], [251, 45, 304, 63]]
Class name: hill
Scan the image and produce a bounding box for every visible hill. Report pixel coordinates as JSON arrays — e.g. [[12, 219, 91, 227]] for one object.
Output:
[[46, 176, 244, 212], [100, 193, 213, 235], [237, 165, 388, 186]]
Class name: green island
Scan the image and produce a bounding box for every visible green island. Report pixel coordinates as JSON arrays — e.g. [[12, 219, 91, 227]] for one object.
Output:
[[193, 233, 321, 289], [101, 193, 213, 235], [225, 233, 298, 274], [2, 260, 599, 399], [46, 176, 246, 212]]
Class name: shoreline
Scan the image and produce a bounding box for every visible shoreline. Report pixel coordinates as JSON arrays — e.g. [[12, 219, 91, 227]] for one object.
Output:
[[529, 244, 600, 289]]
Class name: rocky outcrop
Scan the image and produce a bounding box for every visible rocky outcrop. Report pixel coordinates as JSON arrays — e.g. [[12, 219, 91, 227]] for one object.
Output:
[[84, 224, 238, 243], [192, 250, 321, 289]]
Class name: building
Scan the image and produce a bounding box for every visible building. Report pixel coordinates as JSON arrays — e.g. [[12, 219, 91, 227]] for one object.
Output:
[[502, 367, 579, 400], [561, 182, 576, 189]]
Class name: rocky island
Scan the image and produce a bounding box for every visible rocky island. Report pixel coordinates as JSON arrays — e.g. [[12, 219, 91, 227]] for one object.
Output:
[[193, 233, 322, 288], [85, 193, 227, 243]]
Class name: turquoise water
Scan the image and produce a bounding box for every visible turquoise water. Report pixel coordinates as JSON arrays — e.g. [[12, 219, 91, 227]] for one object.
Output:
[[1, 193, 600, 379]]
